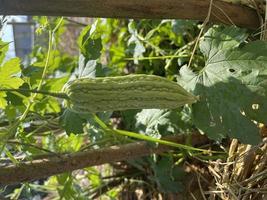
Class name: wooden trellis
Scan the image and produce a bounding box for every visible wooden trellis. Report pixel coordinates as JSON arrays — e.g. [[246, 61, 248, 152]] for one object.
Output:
[[0, 0, 261, 29]]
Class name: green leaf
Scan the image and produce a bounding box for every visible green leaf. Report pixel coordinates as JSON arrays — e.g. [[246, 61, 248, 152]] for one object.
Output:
[[179, 26, 267, 144], [77, 21, 105, 79], [43, 76, 69, 91], [78, 55, 105, 78], [56, 174, 80, 200], [0, 92, 7, 109], [0, 57, 24, 109], [6, 92, 25, 106], [5, 105, 17, 122], [78, 22, 103, 60], [0, 58, 24, 88], [83, 38, 102, 60], [78, 25, 91, 48], [172, 20, 196, 35], [60, 109, 87, 135], [199, 26, 248, 59], [135, 109, 186, 137], [57, 133, 83, 152], [86, 168, 102, 187], [33, 97, 61, 114], [151, 156, 185, 193], [0, 40, 9, 65], [128, 21, 146, 64]]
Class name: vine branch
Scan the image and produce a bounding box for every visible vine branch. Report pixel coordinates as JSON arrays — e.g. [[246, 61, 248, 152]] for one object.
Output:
[[0, 88, 69, 100], [0, 133, 209, 186]]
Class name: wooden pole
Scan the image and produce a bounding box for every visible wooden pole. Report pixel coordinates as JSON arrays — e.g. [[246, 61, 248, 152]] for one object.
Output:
[[0, 0, 260, 29], [0, 133, 208, 186]]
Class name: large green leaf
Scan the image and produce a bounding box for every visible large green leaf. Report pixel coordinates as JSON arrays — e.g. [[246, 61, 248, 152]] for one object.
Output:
[[179, 26, 267, 144], [199, 26, 248, 59]]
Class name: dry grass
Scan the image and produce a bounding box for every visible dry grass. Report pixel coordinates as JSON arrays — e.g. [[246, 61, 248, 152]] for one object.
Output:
[[203, 125, 267, 200]]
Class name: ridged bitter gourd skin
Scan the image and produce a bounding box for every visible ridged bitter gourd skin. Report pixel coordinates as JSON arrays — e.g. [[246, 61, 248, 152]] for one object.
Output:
[[64, 74, 198, 113]]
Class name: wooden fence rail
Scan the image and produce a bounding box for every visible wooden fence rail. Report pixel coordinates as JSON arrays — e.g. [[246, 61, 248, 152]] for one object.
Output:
[[0, 0, 260, 29]]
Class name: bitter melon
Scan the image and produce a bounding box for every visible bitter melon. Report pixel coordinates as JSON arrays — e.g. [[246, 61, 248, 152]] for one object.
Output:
[[64, 74, 198, 113]]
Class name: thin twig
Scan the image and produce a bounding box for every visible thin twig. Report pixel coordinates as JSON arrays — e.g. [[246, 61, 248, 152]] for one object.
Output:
[[188, 0, 213, 68], [197, 173, 208, 200], [213, 3, 236, 26], [5, 140, 58, 155]]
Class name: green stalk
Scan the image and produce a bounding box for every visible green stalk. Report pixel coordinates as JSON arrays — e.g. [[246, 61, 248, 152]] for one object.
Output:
[[93, 114, 223, 154], [0, 88, 69, 100], [124, 54, 189, 61], [19, 17, 64, 123]]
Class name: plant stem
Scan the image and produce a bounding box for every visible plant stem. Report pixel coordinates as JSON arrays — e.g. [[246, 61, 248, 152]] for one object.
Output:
[[124, 54, 189, 61], [19, 30, 53, 123], [92, 114, 223, 154], [20, 17, 64, 123], [0, 88, 69, 99]]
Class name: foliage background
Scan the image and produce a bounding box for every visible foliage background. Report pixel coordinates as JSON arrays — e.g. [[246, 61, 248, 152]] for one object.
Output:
[[0, 13, 267, 199]]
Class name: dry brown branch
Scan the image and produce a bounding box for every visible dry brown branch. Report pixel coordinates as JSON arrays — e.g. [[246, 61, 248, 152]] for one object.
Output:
[[0, 133, 208, 186], [0, 0, 261, 29]]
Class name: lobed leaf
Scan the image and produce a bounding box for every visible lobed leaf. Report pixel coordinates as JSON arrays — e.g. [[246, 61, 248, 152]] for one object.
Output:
[[179, 26, 267, 144]]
